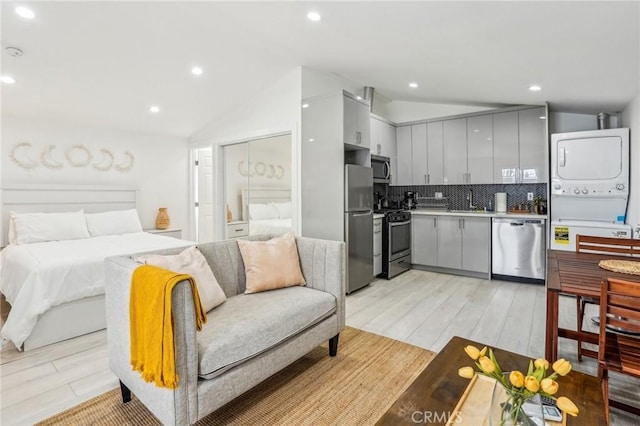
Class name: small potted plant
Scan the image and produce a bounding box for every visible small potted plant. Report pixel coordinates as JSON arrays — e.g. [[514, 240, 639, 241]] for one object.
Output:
[[533, 196, 547, 215]]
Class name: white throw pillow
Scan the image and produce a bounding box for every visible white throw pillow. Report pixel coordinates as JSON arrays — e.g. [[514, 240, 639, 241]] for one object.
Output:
[[85, 209, 143, 236], [270, 201, 292, 219], [136, 246, 226, 312], [248, 203, 278, 220], [12, 210, 90, 245]]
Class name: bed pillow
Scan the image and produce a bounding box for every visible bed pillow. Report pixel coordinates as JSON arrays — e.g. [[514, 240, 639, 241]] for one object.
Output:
[[237, 232, 306, 294], [248, 203, 278, 220], [270, 201, 292, 219], [136, 246, 226, 313], [11, 210, 90, 245], [8, 214, 17, 245], [85, 209, 143, 236]]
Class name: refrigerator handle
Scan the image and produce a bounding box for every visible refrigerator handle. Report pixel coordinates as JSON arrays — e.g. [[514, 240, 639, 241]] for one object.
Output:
[[352, 211, 372, 217]]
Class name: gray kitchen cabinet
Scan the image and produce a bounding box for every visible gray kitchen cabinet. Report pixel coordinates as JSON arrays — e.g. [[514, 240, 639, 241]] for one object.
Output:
[[466, 114, 494, 184], [371, 116, 397, 184], [493, 107, 547, 184], [443, 118, 468, 184], [343, 93, 370, 149], [411, 215, 438, 266], [373, 217, 383, 276], [427, 121, 444, 184], [460, 217, 491, 273], [411, 123, 428, 185], [493, 111, 519, 183], [436, 216, 463, 269], [396, 125, 412, 185], [518, 107, 546, 183]]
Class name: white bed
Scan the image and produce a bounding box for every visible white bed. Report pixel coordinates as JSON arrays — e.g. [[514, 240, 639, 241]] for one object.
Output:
[[0, 185, 193, 350], [241, 188, 292, 236]]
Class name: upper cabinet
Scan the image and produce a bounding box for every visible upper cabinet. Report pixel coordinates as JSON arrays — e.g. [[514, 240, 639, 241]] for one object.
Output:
[[343, 94, 370, 149], [411, 123, 428, 185], [371, 116, 398, 184], [493, 107, 546, 184], [466, 114, 494, 184], [426, 121, 444, 185], [443, 118, 468, 184], [396, 125, 413, 185]]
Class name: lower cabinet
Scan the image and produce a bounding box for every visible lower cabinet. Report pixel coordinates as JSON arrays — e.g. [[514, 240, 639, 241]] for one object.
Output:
[[373, 218, 383, 276], [412, 215, 490, 274]]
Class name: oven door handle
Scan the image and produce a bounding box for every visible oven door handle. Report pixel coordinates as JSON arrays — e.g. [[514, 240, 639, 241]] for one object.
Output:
[[389, 220, 411, 227]]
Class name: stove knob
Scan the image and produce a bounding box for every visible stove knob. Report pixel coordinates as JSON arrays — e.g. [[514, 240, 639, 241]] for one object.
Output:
[[581, 188, 588, 194], [554, 184, 561, 190], [616, 183, 625, 190], [574, 188, 580, 194]]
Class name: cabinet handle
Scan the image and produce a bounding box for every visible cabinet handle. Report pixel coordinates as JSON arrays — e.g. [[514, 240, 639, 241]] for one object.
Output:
[[356, 131, 361, 145], [467, 173, 471, 183], [461, 218, 465, 230], [424, 174, 427, 184], [433, 217, 437, 228], [427, 174, 430, 184], [235, 228, 244, 232]]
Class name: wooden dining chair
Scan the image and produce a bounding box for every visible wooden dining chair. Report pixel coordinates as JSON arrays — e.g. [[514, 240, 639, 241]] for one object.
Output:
[[598, 277, 640, 423], [575, 235, 640, 361]]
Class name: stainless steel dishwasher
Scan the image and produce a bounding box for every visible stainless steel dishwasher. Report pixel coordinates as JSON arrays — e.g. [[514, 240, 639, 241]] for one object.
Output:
[[492, 217, 546, 282]]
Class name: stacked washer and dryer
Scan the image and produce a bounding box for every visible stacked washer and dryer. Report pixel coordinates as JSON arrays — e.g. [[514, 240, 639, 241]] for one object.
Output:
[[549, 128, 631, 250]]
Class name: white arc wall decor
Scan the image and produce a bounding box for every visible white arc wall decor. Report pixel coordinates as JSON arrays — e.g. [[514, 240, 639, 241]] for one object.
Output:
[[40, 145, 64, 169], [10, 142, 39, 170]]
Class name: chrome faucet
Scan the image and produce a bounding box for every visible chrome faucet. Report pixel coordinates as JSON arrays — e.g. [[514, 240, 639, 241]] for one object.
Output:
[[467, 190, 477, 210]]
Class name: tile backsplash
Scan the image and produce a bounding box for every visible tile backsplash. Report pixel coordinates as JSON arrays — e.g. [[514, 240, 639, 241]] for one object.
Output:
[[375, 183, 547, 212]]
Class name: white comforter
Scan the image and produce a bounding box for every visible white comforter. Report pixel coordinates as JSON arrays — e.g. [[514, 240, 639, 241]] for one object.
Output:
[[0, 232, 193, 348], [249, 218, 292, 236]]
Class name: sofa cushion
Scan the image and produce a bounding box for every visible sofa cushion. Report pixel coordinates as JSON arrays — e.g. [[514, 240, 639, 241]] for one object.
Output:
[[197, 286, 336, 379]]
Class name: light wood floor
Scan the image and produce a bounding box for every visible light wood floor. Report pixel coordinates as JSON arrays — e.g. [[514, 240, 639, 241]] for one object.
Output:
[[1, 270, 639, 425]]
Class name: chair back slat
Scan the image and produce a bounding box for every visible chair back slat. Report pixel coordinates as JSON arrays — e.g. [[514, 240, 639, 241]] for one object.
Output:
[[608, 294, 640, 313], [576, 234, 640, 256], [606, 317, 640, 333], [608, 305, 640, 323]]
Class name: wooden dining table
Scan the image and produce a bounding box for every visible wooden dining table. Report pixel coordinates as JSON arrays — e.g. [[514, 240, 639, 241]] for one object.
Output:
[[545, 249, 640, 361]]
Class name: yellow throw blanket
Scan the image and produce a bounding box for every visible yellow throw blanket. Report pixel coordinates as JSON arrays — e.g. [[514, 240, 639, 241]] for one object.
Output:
[[130, 265, 207, 389]]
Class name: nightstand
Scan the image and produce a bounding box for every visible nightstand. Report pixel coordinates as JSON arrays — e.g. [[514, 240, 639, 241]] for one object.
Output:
[[226, 221, 249, 239], [145, 228, 183, 239]]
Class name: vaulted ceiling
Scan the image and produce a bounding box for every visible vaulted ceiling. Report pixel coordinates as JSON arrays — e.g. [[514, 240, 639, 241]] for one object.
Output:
[[2, 1, 638, 138]]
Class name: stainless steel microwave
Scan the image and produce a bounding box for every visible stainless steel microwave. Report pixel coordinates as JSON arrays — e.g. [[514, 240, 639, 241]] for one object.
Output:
[[371, 154, 390, 183]]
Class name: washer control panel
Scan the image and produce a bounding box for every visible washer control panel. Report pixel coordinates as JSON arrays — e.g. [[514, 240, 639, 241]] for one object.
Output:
[[551, 179, 628, 196]]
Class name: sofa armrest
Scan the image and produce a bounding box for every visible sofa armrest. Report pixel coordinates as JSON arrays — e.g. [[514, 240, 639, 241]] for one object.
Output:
[[104, 255, 199, 426], [295, 237, 346, 331]]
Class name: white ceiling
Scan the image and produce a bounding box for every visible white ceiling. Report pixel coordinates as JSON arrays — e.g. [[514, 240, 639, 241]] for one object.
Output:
[[1, 1, 638, 138]]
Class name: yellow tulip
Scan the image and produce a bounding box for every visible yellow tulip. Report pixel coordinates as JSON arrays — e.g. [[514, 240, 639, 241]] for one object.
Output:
[[524, 375, 539, 392], [479, 346, 488, 357], [478, 356, 495, 373], [509, 370, 524, 388], [534, 358, 549, 370], [458, 366, 475, 379], [557, 396, 579, 416], [540, 378, 559, 395], [552, 359, 572, 376], [464, 345, 482, 360]]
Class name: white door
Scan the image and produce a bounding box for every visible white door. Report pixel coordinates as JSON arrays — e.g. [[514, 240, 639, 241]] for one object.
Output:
[[197, 147, 214, 243], [555, 136, 624, 181], [396, 125, 413, 185], [411, 123, 428, 185], [466, 114, 493, 184], [427, 121, 444, 185]]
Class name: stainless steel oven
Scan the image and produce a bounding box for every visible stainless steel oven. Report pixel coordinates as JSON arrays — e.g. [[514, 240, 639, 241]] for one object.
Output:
[[381, 210, 411, 279]]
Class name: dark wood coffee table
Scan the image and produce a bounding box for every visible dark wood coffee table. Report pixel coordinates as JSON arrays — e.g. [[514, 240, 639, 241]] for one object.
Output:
[[376, 336, 605, 425]]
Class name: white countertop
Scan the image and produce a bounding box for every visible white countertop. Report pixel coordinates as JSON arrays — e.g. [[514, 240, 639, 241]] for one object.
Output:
[[374, 213, 385, 220], [410, 210, 547, 220]]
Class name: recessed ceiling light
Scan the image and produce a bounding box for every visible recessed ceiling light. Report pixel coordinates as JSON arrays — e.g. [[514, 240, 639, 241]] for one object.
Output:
[[529, 85, 542, 92], [149, 105, 160, 113], [191, 66, 203, 76], [307, 11, 321, 21], [15, 6, 35, 19], [308, 138, 315, 142], [409, 82, 418, 88], [302, 103, 309, 109], [539, 116, 547, 120], [0, 76, 16, 84], [473, 129, 479, 133]]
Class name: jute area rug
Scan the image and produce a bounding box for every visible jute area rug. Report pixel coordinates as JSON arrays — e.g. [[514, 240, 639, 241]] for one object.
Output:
[[38, 327, 435, 426]]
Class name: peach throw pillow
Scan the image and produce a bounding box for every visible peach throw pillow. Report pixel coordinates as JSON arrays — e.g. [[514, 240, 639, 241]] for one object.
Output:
[[237, 233, 306, 294]]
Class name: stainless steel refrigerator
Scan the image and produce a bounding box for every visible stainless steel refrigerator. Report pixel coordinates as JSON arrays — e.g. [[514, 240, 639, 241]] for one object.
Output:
[[345, 165, 373, 293]]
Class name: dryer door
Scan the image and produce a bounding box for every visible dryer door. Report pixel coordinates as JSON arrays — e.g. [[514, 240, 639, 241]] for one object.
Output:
[[556, 136, 623, 181]]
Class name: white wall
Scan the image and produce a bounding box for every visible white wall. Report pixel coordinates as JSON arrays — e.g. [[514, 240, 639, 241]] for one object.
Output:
[[1, 115, 189, 231], [549, 111, 620, 134], [622, 93, 640, 235], [190, 67, 302, 240], [382, 100, 497, 124]]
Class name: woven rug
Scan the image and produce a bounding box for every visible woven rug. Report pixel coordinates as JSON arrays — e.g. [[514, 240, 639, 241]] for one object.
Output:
[[37, 327, 435, 426]]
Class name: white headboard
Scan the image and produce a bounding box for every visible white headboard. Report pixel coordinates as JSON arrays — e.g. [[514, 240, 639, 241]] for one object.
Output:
[[1, 185, 137, 246], [241, 187, 291, 221]]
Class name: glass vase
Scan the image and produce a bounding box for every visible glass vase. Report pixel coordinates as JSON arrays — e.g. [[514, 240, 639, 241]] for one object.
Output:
[[489, 381, 544, 426]]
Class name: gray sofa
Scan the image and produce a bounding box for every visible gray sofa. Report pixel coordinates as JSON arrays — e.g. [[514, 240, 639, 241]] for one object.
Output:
[[105, 235, 345, 425]]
